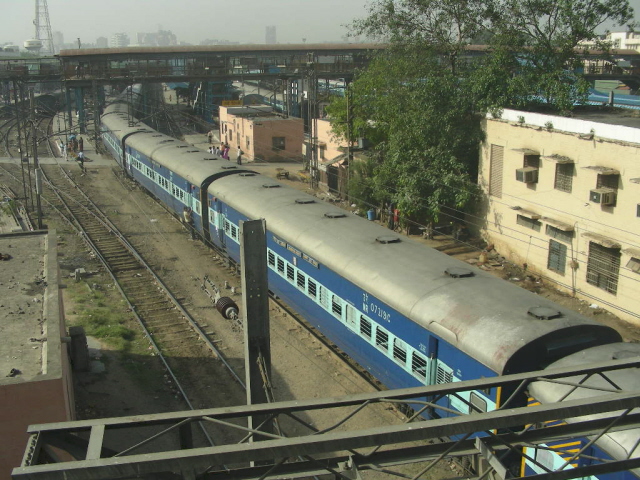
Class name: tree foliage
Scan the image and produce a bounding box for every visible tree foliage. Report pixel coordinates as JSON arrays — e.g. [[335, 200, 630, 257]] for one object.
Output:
[[328, 0, 633, 224]]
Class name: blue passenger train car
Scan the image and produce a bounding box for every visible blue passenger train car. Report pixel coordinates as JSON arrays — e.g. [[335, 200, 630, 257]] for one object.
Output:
[[100, 92, 637, 478]]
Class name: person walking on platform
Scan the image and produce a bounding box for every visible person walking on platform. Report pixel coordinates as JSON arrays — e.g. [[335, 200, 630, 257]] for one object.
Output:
[[77, 151, 86, 175], [236, 148, 243, 165], [59, 140, 67, 160]]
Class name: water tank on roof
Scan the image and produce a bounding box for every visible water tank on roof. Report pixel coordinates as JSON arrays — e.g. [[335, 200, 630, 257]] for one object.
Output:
[[23, 39, 43, 51]]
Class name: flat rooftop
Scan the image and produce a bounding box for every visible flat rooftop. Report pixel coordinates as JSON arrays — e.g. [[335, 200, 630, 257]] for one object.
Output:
[[0, 232, 57, 382]]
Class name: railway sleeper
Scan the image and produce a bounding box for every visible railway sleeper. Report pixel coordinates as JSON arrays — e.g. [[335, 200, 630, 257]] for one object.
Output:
[[146, 319, 189, 329], [136, 306, 177, 315]]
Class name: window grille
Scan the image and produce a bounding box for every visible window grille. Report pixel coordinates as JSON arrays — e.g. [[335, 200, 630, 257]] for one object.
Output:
[[393, 338, 407, 365], [586, 242, 620, 294], [547, 239, 567, 274], [411, 352, 427, 381], [277, 258, 284, 273], [319, 286, 329, 309], [524, 154, 540, 168], [331, 295, 342, 318], [436, 365, 453, 384], [554, 163, 573, 193], [597, 173, 619, 190], [375, 327, 389, 351], [360, 316, 372, 339], [517, 214, 541, 232], [297, 271, 306, 289], [489, 144, 504, 198], [286, 264, 294, 281], [308, 279, 317, 298], [267, 251, 275, 267]]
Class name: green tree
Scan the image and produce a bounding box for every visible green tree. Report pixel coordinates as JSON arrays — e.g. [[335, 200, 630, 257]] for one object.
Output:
[[329, 0, 633, 225], [328, 49, 483, 224], [483, 0, 634, 110]]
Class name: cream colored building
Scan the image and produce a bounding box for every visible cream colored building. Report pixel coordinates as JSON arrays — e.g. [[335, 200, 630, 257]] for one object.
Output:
[[479, 109, 640, 326]]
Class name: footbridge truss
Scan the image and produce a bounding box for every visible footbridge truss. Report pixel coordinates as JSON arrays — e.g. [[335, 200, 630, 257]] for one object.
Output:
[[12, 357, 640, 480]]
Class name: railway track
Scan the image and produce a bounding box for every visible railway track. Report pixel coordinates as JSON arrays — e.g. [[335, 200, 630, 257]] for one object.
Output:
[[0, 161, 246, 446]]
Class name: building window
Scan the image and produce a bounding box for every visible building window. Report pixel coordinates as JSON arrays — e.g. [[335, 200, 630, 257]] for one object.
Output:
[[597, 173, 619, 190], [547, 239, 567, 274], [586, 242, 621, 295], [523, 154, 540, 168], [517, 214, 541, 232], [246, 137, 250, 149], [489, 144, 504, 198], [272, 137, 286, 151], [229, 131, 233, 141], [546, 225, 573, 243], [627, 257, 640, 274], [319, 145, 326, 160], [554, 163, 574, 193]]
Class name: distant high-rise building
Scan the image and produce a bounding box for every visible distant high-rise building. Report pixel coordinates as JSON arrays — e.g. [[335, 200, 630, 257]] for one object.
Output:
[[266, 26, 276, 45], [109, 33, 130, 48], [96, 36, 108, 48], [137, 30, 177, 47]]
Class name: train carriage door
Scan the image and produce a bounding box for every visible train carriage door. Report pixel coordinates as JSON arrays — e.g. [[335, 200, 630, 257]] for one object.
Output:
[[217, 203, 226, 247], [427, 336, 439, 385]]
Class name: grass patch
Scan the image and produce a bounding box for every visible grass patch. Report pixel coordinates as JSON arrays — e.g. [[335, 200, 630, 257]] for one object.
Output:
[[68, 281, 141, 352]]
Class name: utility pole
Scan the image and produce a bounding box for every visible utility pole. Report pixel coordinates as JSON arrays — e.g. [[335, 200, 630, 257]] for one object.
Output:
[[240, 219, 275, 445], [30, 89, 43, 229], [346, 80, 352, 201]]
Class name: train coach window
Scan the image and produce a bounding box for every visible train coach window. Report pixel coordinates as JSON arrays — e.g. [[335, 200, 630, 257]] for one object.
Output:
[[375, 328, 389, 352], [277, 258, 285, 274], [287, 264, 295, 282], [393, 338, 407, 365], [360, 316, 372, 340], [319, 286, 329, 309], [331, 295, 343, 318], [297, 271, 306, 290], [307, 279, 317, 298], [469, 392, 487, 413], [268, 251, 275, 267], [345, 304, 356, 330], [411, 352, 427, 381]]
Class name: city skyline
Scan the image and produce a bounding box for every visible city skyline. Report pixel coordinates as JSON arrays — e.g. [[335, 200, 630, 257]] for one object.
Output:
[[0, 0, 371, 48]]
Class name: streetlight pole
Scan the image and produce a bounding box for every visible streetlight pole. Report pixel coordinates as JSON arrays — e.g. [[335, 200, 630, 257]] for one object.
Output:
[[30, 89, 43, 229]]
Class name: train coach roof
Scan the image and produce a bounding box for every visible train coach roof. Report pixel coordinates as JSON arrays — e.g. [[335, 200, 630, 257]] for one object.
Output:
[[529, 343, 640, 472], [102, 103, 250, 184], [210, 173, 619, 375]]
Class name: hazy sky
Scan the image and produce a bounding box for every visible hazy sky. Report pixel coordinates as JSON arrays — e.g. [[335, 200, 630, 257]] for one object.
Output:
[[0, 0, 372, 46], [1, 0, 639, 47]]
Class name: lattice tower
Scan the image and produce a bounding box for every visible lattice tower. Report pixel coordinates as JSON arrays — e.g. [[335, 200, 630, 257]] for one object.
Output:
[[34, 0, 55, 56]]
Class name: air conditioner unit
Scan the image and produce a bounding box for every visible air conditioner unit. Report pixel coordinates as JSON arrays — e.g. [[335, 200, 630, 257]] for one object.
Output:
[[515, 167, 538, 183], [589, 187, 616, 205]]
